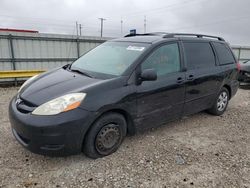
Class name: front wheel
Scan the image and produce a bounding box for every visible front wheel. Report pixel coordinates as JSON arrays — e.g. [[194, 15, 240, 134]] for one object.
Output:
[[208, 87, 229, 116], [83, 112, 127, 159]]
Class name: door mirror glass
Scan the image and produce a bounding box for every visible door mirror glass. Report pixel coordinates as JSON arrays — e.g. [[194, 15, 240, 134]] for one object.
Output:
[[140, 69, 157, 81]]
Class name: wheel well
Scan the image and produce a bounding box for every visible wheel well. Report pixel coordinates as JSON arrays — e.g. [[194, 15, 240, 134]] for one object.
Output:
[[100, 109, 136, 135], [81, 108, 136, 152], [85, 109, 136, 138], [223, 84, 231, 99]]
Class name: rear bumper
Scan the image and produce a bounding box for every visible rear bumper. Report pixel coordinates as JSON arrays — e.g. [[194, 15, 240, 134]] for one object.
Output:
[[230, 80, 239, 98], [9, 96, 95, 156]]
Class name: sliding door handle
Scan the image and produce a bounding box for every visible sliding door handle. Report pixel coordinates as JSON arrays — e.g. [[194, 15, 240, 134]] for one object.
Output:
[[187, 74, 194, 81]]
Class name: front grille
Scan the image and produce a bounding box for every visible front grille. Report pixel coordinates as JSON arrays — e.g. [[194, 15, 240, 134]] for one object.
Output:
[[16, 97, 36, 114]]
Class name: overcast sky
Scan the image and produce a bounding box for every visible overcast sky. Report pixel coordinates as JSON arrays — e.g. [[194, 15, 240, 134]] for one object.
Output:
[[0, 0, 250, 45]]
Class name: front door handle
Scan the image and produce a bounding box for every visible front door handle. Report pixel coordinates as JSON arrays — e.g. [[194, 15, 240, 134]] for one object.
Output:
[[177, 77, 184, 84], [187, 74, 194, 81]]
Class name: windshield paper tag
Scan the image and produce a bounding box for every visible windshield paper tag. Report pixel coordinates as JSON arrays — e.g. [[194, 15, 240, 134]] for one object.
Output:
[[127, 46, 145, 51]]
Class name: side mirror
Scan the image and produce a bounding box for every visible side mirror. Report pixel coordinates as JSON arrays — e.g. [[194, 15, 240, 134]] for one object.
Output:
[[140, 69, 157, 82]]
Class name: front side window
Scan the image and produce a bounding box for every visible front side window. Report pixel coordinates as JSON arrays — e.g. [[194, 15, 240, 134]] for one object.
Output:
[[183, 42, 216, 70], [141, 43, 180, 77], [71, 42, 149, 76]]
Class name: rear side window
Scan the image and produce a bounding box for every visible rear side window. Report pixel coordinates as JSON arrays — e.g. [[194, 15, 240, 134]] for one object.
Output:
[[213, 42, 235, 65], [183, 42, 216, 70]]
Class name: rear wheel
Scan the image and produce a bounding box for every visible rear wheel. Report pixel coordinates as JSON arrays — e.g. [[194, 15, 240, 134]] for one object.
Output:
[[83, 112, 127, 159], [208, 87, 229, 116]]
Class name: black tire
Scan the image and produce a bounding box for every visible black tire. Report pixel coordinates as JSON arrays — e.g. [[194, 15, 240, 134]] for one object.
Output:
[[207, 87, 229, 116], [83, 112, 127, 159]]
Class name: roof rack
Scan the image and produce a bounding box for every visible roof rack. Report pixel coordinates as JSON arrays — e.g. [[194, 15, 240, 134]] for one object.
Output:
[[124, 32, 225, 41], [124, 32, 168, 38], [125, 33, 150, 37], [163, 33, 225, 41]]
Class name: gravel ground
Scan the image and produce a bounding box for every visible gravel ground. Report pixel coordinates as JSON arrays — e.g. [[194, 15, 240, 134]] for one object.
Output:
[[0, 87, 249, 188]]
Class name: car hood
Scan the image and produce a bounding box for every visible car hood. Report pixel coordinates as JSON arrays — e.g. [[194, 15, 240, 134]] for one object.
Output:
[[240, 64, 250, 72], [19, 68, 106, 106]]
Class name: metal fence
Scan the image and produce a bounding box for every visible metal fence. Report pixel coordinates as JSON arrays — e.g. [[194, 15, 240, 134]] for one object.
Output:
[[0, 31, 249, 82], [0, 32, 110, 72], [231, 46, 250, 63]]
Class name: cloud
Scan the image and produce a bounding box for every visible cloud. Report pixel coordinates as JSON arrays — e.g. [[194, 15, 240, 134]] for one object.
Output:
[[170, 0, 250, 45], [0, 0, 249, 45]]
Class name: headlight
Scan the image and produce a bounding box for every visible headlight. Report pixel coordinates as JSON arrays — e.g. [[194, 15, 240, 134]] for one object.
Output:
[[18, 75, 39, 93], [32, 93, 86, 115]]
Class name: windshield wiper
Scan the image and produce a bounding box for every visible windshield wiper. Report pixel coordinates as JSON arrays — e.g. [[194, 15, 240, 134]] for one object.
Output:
[[70, 68, 93, 78]]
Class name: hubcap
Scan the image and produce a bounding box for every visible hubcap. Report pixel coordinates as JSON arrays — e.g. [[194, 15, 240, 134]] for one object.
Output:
[[217, 91, 228, 111], [95, 124, 121, 155]]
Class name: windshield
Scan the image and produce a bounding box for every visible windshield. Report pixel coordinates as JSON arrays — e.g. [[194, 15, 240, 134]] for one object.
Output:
[[71, 42, 149, 76]]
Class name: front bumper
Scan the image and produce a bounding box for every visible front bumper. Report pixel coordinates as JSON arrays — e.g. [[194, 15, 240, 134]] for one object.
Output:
[[9, 96, 95, 156]]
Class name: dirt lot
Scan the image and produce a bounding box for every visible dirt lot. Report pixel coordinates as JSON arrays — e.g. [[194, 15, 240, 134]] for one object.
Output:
[[0, 87, 249, 188]]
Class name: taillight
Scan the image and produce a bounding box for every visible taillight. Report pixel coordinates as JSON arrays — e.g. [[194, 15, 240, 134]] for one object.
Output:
[[236, 62, 241, 72]]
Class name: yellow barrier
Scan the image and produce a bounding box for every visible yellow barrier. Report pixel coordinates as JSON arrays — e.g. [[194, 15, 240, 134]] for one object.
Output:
[[0, 70, 45, 79]]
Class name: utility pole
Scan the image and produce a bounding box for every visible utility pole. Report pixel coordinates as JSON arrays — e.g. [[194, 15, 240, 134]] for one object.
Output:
[[98, 18, 106, 37], [75, 21, 80, 58], [76, 21, 79, 37], [79, 24, 82, 36], [144, 15, 147, 33], [121, 17, 123, 37], [144, 15, 146, 34]]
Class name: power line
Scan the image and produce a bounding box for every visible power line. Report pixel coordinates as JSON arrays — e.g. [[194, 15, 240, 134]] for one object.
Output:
[[0, 13, 93, 25], [171, 14, 250, 31], [120, 0, 205, 18], [1, 0, 248, 38], [0, 17, 120, 32], [0, 0, 207, 37]]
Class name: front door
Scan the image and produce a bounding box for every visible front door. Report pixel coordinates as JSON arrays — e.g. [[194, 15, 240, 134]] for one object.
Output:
[[135, 42, 186, 131]]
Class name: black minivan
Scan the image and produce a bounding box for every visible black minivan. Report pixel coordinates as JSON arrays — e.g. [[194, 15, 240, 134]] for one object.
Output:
[[9, 33, 239, 158]]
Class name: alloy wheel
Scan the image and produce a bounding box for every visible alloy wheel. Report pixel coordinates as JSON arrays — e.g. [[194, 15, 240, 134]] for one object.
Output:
[[217, 91, 228, 111]]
